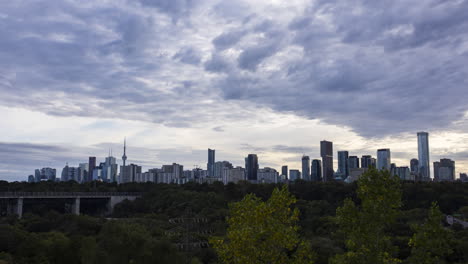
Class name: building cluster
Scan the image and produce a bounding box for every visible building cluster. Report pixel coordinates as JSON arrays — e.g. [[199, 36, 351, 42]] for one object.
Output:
[[28, 132, 468, 184]]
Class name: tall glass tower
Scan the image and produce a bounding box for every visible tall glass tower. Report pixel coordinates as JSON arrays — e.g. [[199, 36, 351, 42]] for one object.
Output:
[[302, 155, 310, 181], [377, 149, 391, 171], [320, 140, 334, 181], [417, 132, 430, 181], [207, 148, 215, 177]]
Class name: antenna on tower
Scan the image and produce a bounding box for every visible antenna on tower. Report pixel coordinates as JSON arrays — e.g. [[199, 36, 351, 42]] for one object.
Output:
[[122, 137, 127, 166]]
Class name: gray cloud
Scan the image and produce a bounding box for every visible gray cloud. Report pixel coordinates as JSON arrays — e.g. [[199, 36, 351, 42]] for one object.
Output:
[[173, 47, 202, 65]]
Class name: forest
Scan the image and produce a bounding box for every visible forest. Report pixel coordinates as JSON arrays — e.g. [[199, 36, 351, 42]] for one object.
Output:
[[0, 173, 467, 264]]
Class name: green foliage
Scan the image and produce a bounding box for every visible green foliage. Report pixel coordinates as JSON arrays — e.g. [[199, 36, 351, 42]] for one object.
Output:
[[407, 202, 454, 264], [210, 185, 315, 264], [331, 168, 402, 264]]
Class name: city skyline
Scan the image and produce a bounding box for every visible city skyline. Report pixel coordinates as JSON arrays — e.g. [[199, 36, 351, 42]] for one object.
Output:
[[1, 0, 468, 180]]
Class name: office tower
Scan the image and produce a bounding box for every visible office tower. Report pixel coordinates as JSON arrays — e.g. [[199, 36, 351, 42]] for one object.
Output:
[[377, 149, 391, 171], [348, 156, 359, 170], [417, 132, 430, 180], [122, 138, 127, 166], [321, 140, 334, 181], [88, 157, 96, 182], [78, 163, 88, 183], [61, 164, 78, 182], [311, 159, 322, 181], [460, 173, 468, 182], [223, 167, 246, 184], [103, 155, 118, 182], [410, 159, 419, 174], [245, 154, 259, 181], [281, 165, 288, 178], [207, 148, 215, 177], [337, 151, 349, 178], [289, 170, 301, 181], [302, 155, 310, 181], [390, 163, 397, 176], [434, 158, 455, 182]]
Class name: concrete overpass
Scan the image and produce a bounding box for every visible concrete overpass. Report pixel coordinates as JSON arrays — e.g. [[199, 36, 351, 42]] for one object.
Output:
[[0, 192, 141, 218]]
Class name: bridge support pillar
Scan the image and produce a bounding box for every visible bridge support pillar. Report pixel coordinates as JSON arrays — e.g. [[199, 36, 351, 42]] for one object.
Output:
[[7, 198, 23, 218], [17, 198, 23, 218], [71, 197, 80, 215]]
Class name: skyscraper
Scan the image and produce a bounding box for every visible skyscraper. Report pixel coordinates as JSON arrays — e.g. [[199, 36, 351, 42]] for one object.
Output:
[[348, 156, 359, 170], [281, 165, 288, 178], [361, 155, 376, 169], [337, 151, 349, 177], [302, 155, 310, 181], [88, 157, 96, 182], [377, 149, 391, 171], [321, 140, 334, 181], [245, 154, 259, 182], [207, 148, 215, 177], [311, 159, 322, 182], [410, 158, 419, 174], [417, 132, 430, 181], [289, 170, 300, 182]]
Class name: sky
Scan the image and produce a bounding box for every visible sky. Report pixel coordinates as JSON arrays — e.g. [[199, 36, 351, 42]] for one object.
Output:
[[1, 0, 468, 181]]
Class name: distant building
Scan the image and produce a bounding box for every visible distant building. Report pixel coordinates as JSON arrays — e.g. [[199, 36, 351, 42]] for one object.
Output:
[[207, 148, 215, 177], [337, 151, 349, 178], [61, 164, 79, 182], [377, 149, 391, 171], [34, 167, 56, 182], [119, 163, 142, 183], [311, 159, 322, 181], [289, 170, 301, 182], [393, 166, 412, 181], [348, 156, 359, 170], [361, 155, 375, 169], [281, 165, 288, 178], [101, 156, 117, 182], [222, 167, 245, 184], [321, 140, 334, 181], [302, 156, 310, 181], [78, 163, 88, 183], [434, 158, 455, 182], [87, 157, 96, 182], [346, 168, 368, 183], [245, 154, 259, 182], [135, 171, 157, 183], [460, 173, 468, 182], [410, 158, 419, 173], [28, 175, 35, 183], [214, 161, 233, 179], [417, 132, 430, 181], [258, 167, 279, 183]]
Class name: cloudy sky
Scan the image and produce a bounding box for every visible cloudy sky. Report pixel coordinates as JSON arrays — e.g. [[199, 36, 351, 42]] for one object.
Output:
[[1, 0, 468, 181]]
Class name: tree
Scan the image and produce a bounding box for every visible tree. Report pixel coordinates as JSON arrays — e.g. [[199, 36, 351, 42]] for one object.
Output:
[[210, 185, 315, 264], [407, 202, 453, 264], [331, 168, 402, 264]]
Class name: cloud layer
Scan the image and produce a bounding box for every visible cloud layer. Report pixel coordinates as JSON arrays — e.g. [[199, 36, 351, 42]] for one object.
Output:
[[1, 0, 468, 179]]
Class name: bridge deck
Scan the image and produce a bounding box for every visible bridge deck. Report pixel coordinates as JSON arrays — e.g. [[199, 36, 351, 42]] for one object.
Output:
[[0, 192, 142, 199]]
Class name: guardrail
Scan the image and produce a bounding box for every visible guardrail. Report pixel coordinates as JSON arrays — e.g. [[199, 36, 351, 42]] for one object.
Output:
[[0, 192, 142, 198]]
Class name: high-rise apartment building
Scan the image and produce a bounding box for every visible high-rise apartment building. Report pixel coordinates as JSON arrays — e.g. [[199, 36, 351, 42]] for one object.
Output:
[[245, 154, 259, 181], [377, 149, 391, 171], [337, 151, 349, 178], [302, 155, 310, 181], [434, 158, 455, 182], [321, 140, 334, 181], [281, 165, 288, 178], [207, 148, 215, 177], [311, 159, 322, 181], [417, 132, 430, 181]]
